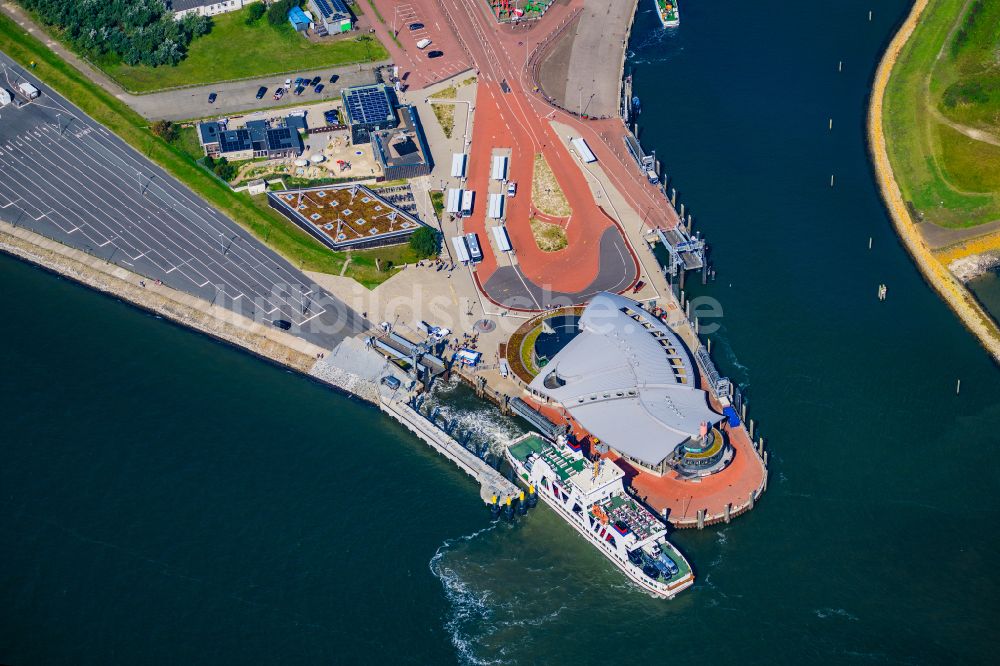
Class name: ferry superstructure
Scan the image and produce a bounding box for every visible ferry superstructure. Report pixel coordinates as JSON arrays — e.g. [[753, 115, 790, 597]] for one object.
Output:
[[654, 0, 680, 28], [505, 433, 694, 599]]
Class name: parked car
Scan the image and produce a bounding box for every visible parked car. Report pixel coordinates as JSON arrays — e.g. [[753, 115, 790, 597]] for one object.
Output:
[[427, 50, 444, 59], [314, 84, 325, 94], [310, 76, 321, 86], [294, 77, 304, 86], [256, 86, 267, 99], [294, 85, 305, 96], [408, 22, 424, 30], [507, 181, 517, 197], [272, 319, 292, 330], [273, 87, 285, 100], [329, 74, 339, 84], [324, 110, 339, 125], [416, 38, 432, 49], [285, 78, 292, 87], [207, 92, 217, 103]]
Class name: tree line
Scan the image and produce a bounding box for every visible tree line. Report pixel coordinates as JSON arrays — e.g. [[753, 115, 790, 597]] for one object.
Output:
[[18, 0, 211, 67]]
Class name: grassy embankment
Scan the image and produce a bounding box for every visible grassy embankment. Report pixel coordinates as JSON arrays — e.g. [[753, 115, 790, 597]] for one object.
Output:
[[0, 13, 415, 289], [882, 0, 1000, 234], [98, 8, 388, 93], [529, 217, 567, 252], [531, 153, 571, 217]]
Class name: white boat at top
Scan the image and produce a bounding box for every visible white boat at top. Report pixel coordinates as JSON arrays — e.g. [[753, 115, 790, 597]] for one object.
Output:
[[504, 432, 695, 599], [654, 0, 680, 28]]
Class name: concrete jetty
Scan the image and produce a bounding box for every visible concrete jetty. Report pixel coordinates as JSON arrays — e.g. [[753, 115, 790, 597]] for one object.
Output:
[[312, 337, 518, 503]]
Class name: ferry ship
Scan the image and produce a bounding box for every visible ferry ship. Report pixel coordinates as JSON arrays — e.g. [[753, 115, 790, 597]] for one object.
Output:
[[654, 0, 680, 28], [504, 433, 695, 599]]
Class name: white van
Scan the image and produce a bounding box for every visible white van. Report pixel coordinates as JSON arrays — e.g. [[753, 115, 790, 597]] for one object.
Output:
[[416, 38, 432, 50]]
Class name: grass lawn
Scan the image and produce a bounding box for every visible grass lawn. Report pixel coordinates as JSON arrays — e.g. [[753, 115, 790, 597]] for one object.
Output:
[[430, 191, 445, 217], [0, 12, 402, 289], [431, 103, 455, 138], [529, 216, 568, 252], [882, 0, 1000, 229], [532, 153, 571, 217], [100, 8, 388, 93]]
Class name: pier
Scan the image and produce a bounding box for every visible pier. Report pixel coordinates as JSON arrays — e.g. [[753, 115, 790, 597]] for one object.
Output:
[[312, 336, 517, 504]]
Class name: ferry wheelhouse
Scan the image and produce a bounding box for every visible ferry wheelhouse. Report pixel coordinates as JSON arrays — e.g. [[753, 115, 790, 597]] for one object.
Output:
[[505, 433, 694, 599]]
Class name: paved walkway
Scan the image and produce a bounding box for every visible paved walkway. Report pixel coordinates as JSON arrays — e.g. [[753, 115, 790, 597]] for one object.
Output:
[[0, 2, 385, 121], [537, 0, 637, 118]]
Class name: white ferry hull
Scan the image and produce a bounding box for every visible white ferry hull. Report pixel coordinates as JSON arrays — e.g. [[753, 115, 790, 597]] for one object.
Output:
[[530, 475, 694, 599], [504, 442, 694, 599]]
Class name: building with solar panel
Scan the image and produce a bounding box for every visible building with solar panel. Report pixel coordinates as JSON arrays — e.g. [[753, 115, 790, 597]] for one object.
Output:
[[308, 0, 353, 35], [341, 84, 399, 145], [197, 114, 306, 161]]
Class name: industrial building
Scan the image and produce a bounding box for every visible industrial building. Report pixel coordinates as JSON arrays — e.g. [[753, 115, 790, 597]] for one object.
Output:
[[341, 84, 399, 144], [267, 183, 430, 250], [526, 292, 732, 477], [197, 115, 306, 160], [371, 106, 433, 180]]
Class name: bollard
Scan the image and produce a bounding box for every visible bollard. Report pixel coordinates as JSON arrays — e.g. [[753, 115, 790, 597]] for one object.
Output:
[[749, 419, 755, 440], [697, 509, 705, 530]]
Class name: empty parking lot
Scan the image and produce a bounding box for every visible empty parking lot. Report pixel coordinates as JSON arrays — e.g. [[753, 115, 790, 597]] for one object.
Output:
[[0, 56, 367, 348]]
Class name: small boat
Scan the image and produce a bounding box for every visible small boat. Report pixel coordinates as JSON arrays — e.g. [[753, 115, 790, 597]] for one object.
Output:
[[654, 0, 680, 28]]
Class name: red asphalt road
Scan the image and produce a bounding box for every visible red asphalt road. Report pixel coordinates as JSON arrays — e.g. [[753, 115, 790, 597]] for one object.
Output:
[[374, 0, 684, 293]]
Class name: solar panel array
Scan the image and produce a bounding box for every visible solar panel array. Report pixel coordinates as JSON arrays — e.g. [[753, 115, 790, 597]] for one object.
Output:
[[344, 86, 393, 125], [314, 0, 350, 19]]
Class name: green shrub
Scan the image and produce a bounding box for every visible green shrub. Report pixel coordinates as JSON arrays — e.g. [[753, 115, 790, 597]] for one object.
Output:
[[409, 226, 439, 258], [245, 2, 266, 24]]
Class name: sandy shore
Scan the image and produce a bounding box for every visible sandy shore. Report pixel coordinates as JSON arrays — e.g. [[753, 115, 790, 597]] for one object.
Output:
[[867, 0, 1000, 363]]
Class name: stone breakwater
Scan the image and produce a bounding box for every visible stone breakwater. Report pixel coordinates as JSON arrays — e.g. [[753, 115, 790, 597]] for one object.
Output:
[[867, 0, 1000, 363], [950, 252, 1000, 283]]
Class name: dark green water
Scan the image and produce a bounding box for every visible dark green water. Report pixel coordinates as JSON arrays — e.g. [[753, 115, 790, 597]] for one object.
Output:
[[2, 0, 999, 663]]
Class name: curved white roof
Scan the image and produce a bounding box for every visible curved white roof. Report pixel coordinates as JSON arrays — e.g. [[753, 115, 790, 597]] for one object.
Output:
[[528, 292, 719, 467]]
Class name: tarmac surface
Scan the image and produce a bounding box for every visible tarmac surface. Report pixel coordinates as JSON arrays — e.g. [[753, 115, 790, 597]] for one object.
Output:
[[0, 55, 367, 348], [481, 226, 636, 309]]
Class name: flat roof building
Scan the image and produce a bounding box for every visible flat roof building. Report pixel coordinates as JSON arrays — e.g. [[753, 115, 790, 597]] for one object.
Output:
[[197, 115, 306, 161], [267, 183, 430, 250], [309, 0, 352, 35], [527, 292, 727, 476], [371, 106, 433, 181], [341, 84, 399, 144]]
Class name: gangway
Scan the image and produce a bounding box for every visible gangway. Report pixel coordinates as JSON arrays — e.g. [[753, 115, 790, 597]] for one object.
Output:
[[655, 226, 705, 276]]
